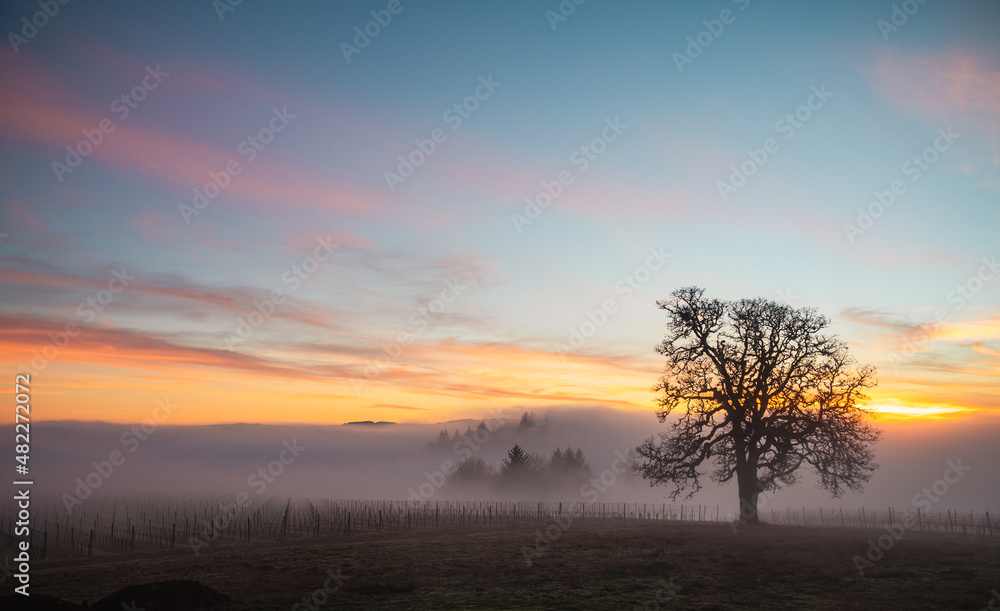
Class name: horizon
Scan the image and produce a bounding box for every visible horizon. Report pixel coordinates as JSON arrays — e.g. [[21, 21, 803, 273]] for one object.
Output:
[[5, 406, 997, 515]]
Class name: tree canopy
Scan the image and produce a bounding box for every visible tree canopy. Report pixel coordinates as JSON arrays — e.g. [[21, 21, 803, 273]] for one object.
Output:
[[634, 287, 881, 524]]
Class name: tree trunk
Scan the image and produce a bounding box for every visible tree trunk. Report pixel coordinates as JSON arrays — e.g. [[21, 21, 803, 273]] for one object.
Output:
[[736, 462, 762, 525]]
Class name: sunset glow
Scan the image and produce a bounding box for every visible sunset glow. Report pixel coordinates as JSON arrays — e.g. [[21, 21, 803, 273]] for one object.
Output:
[[1, 2, 998, 427]]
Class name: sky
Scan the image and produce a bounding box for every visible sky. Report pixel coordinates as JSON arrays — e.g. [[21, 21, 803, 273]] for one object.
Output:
[[1, 0, 999, 429]]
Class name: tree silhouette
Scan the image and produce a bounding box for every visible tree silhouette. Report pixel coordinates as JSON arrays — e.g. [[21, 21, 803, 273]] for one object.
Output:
[[426, 429, 452, 452], [448, 456, 495, 484], [501, 444, 531, 471], [547, 447, 592, 487], [498, 444, 538, 488], [634, 287, 881, 524]]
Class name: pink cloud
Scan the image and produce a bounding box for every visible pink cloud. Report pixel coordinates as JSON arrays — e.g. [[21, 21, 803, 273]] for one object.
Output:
[[0, 47, 389, 218], [876, 52, 1000, 119], [4, 201, 51, 236], [874, 50, 1000, 166]]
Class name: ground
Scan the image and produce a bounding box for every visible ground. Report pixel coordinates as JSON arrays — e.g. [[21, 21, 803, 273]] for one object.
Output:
[[16, 520, 1000, 610]]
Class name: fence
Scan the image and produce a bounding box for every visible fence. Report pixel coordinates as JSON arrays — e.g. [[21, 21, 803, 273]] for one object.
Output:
[[0, 497, 994, 560]]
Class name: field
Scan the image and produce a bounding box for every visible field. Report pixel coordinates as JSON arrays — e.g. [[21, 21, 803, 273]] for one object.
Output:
[[10, 515, 1000, 610]]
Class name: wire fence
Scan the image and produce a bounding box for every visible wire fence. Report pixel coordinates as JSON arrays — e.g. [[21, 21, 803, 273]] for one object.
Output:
[[0, 497, 994, 560]]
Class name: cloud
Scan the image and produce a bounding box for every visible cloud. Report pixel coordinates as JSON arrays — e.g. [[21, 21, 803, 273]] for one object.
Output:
[[0, 46, 389, 217], [367, 404, 429, 411], [840, 306, 932, 346], [838, 305, 1000, 414], [876, 51, 1000, 121], [972, 342, 1000, 357], [874, 50, 1000, 167]]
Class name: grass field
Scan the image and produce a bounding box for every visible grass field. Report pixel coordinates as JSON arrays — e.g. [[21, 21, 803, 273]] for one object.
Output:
[[16, 518, 1000, 610]]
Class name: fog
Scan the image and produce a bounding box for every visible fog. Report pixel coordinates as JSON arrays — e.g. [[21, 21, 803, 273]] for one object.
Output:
[[10, 407, 999, 518]]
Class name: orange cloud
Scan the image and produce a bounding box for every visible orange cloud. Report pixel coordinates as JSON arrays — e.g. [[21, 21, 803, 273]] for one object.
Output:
[[3, 302, 993, 424], [0, 308, 664, 423]]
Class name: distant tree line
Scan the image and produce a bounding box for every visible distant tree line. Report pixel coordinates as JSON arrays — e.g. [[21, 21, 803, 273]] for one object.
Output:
[[447, 444, 593, 494], [424, 411, 546, 454], [422, 411, 589, 494]]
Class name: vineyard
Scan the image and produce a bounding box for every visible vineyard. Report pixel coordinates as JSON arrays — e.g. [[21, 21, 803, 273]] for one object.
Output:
[[1, 496, 996, 560]]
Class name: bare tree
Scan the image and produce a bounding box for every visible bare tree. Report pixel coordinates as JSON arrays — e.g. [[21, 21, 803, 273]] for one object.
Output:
[[634, 287, 881, 524], [448, 456, 496, 484]]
